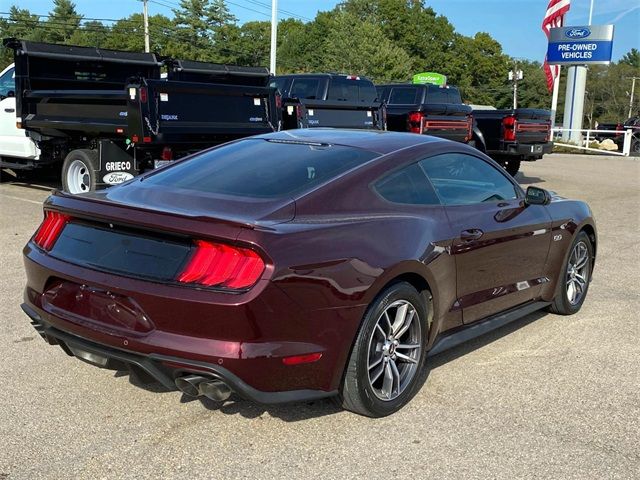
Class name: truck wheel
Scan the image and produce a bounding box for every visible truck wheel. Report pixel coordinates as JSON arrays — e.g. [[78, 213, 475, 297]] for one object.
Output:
[[631, 138, 640, 157], [62, 149, 98, 194]]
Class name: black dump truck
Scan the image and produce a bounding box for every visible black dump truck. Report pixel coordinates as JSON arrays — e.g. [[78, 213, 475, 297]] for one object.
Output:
[[272, 74, 385, 130], [376, 83, 476, 146], [376, 82, 553, 176], [472, 108, 552, 175], [4, 38, 280, 193]]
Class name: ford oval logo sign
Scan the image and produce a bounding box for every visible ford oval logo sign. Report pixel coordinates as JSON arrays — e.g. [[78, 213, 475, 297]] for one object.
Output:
[[566, 28, 591, 39]]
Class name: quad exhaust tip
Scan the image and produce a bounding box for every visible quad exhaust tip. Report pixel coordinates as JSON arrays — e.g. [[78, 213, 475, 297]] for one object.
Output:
[[175, 374, 232, 402]]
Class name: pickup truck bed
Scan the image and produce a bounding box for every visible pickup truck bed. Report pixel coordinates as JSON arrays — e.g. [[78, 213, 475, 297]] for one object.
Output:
[[376, 83, 474, 146]]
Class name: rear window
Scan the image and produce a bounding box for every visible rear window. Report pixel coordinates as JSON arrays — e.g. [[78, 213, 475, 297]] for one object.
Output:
[[327, 77, 377, 103], [388, 87, 420, 104], [144, 139, 378, 198], [290, 78, 321, 99], [426, 85, 462, 104]]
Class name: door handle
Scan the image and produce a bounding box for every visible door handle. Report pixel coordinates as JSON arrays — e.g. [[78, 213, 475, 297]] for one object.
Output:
[[460, 229, 484, 241], [4, 108, 15, 113]]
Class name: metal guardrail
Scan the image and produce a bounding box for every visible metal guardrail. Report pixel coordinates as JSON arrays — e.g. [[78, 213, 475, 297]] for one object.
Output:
[[551, 128, 634, 156]]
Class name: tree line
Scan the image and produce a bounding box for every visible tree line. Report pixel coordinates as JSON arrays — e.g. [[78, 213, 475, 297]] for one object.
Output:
[[1, 0, 638, 123]]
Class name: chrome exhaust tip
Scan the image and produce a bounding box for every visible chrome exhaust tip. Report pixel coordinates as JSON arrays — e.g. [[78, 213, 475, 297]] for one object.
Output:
[[199, 380, 232, 402], [175, 374, 207, 397]]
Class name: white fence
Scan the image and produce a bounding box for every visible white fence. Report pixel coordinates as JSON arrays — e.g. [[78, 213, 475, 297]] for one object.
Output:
[[551, 128, 635, 156]]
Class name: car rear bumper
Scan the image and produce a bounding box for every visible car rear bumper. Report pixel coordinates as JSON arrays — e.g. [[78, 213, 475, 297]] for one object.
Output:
[[22, 302, 337, 404]]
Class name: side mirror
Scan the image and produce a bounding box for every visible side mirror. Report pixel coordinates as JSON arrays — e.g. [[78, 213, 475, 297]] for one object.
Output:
[[525, 186, 551, 206]]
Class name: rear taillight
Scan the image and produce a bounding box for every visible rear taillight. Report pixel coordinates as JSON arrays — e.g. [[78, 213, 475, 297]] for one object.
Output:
[[503, 116, 517, 142], [408, 112, 423, 134], [177, 240, 265, 290], [465, 115, 473, 142], [33, 211, 71, 251], [275, 93, 282, 109], [139, 87, 148, 103]]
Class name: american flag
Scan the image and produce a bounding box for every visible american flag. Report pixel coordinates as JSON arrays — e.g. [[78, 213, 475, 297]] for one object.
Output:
[[542, 0, 571, 92]]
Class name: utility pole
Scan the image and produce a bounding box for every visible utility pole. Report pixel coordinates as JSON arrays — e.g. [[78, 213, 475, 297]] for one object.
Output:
[[628, 77, 639, 119], [269, 0, 278, 74], [143, 0, 150, 53], [509, 62, 523, 110]]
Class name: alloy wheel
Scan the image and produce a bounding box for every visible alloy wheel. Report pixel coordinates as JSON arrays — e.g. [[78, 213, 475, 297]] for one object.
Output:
[[367, 300, 422, 401], [566, 240, 590, 305]]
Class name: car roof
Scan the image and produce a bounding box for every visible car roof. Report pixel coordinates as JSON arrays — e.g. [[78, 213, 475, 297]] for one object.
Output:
[[254, 129, 446, 155]]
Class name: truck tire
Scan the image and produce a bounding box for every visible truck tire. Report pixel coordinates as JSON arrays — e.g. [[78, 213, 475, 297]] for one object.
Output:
[[62, 149, 98, 194], [498, 158, 521, 177]]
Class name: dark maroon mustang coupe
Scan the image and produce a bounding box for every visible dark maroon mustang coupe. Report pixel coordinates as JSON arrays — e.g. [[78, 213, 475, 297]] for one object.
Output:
[[21, 129, 596, 417]]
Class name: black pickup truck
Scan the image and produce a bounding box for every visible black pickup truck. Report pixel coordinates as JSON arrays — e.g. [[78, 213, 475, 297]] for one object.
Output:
[[4, 38, 279, 193], [376, 83, 475, 146], [376, 82, 553, 176], [472, 108, 552, 175], [271, 74, 384, 130]]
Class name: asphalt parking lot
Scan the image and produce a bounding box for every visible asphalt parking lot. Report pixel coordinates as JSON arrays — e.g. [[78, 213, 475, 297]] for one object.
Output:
[[0, 153, 638, 479]]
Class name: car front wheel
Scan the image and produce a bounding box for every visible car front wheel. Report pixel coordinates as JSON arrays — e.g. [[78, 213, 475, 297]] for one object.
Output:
[[549, 231, 594, 315], [340, 282, 429, 417]]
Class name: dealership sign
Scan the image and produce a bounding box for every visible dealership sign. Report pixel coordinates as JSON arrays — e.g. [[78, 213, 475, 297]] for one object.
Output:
[[547, 25, 614, 65], [412, 72, 447, 86]]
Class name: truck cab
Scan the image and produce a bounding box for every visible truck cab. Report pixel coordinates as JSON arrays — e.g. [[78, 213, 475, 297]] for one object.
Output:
[[272, 74, 384, 130], [0, 63, 40, 168]]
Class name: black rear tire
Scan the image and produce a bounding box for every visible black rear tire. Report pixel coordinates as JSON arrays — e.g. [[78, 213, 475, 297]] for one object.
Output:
[[504, 159, 521, 176], [340, 282, 430, 417], [549, 231, 594, 315], [62, 149, 98, 194]]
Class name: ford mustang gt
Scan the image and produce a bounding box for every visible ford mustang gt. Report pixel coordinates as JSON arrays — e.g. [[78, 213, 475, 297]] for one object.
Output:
[[21, 129, 596, 417]]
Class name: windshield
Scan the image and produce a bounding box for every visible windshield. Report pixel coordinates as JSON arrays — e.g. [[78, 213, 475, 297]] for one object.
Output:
[[0, 66, 15, 97], [143, 138, 378, 198]]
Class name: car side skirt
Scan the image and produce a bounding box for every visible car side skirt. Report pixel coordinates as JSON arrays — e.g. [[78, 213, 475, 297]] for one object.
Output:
[[428, 301, 550, 357]]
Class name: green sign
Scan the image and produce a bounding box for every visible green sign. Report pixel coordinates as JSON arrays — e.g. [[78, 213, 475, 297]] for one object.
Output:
[[412, 72, 447, 86]]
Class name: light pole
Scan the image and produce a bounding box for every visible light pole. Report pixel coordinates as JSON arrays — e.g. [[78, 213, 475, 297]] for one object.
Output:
[[143, 0, 150, 53], [628, 77, 639, 119], [269, 0, 278, 74]]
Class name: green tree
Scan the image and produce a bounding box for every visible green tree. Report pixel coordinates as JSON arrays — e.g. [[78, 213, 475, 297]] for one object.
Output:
[[321, 10, 412, 82], [620, 48, 640, 68], [44, 0, 82, 44], [172, 0, 236, 61]]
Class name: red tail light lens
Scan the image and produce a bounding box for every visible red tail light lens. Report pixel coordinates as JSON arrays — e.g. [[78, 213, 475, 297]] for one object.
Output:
[[139, 87, 148, 103], [177, 240, 265, 289], [275, 93, 282, 109], [408, 112, 423, 134], [33, 211, 71, 251], [161, 146, 173, 161], [503, 116, 516, 141]]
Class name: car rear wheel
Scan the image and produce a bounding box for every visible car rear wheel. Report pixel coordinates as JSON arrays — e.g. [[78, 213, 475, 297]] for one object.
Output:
[[549, 231, 593, 315], [340, 282, 429, 417], [62, 149, 98, 194]]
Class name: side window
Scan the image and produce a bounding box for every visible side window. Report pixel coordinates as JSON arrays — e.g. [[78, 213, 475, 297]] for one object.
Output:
[[290, 78, 320, 99], [270, 78, 287, 94], [420, 153, 519, 205], [0, 67, 15, 97], [374, 163, 440, 205]]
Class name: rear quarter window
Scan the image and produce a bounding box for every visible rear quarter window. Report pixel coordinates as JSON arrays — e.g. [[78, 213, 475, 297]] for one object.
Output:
[[144, 139, 379, 198]]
